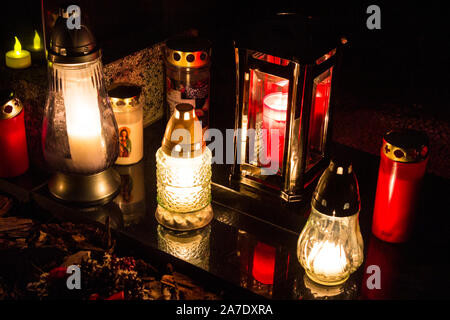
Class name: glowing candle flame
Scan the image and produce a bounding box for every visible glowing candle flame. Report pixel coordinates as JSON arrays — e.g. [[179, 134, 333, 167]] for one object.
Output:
[[33, 30, 41, 50], [14, 36, 22, 55]]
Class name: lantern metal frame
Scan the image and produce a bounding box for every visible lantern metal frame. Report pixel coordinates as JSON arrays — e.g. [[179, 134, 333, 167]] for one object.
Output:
[[230, 14, 345, 202]]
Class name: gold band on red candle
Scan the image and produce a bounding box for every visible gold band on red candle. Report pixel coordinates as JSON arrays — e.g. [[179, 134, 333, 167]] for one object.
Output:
[[382, 130, 429, 163]]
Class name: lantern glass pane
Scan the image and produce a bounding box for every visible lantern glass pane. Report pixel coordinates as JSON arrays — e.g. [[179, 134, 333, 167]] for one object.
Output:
[[307, 67, 333, 170], [252, 52, 290, 66], [245, 69, 289, 174]]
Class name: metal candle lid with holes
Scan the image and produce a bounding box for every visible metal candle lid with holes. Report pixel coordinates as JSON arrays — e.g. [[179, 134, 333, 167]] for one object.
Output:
[[165, 36, 211, 68], [382, 129, 429, 163], [1, 89, 23, 120], [161, 104, 204, 158], [108, 83, 142, 112], [311, 157, 360, 217]]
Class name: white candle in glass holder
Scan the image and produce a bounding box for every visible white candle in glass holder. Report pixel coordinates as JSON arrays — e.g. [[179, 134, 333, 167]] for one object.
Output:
[[307, 240, 348, 278], [109, 84, 144, 166], [63, 70, 106, 172]]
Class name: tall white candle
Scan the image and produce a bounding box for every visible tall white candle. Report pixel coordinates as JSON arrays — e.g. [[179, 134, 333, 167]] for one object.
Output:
[[62, 67, 106, 172]]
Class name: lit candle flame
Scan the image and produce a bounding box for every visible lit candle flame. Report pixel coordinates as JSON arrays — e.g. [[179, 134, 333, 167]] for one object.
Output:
[[14, 36, 22, 55], [33, 30, 41, 50]]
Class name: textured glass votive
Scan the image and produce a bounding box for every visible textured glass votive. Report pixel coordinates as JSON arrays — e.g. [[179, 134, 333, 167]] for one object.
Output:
[[156, 147, 211, 212], [155, 146, 212, 231]]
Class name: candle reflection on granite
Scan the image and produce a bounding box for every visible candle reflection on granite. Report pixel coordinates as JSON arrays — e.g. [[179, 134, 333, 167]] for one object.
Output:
[[113, 161, 146, 227], [361, 236, 403, 299], [157, 225, 210, 271], [79, 201, 124, 230], [237, 230, 290, 299], [292, 274, 358, 300], [252, 242, 276, 285]]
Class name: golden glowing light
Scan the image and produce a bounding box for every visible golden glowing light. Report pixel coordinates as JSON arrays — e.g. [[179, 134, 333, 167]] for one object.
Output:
[[33, 30, 41, 50], [5, 36, 31, 69], [14, 36, 22, 55]]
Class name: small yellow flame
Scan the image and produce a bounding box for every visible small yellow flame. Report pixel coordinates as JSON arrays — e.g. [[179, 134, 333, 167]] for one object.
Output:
[[33, 30, 41, 50], [14, 36, 22, 55]]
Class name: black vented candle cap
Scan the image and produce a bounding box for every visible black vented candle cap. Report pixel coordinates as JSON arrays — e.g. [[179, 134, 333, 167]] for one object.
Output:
[[311, 156, 360, 217], [48, 7, 100, 64]]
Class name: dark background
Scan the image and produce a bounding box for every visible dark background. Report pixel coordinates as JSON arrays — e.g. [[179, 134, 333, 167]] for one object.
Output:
[[1, 0, 449, 121]]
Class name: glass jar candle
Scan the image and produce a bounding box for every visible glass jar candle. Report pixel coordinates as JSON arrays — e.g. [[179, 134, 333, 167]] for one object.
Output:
[[164, 36, 211, 132], [155, 103, 213, 231], [108, 83, 144, 165], [297, 158, 364, 286]]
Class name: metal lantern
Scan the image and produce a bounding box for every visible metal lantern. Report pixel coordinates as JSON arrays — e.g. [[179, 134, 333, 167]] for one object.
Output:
[[231, 14, 346, 202]]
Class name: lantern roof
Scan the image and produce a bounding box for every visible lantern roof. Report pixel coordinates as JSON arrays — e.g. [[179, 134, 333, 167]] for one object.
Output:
[[234, 13, 345, 64]]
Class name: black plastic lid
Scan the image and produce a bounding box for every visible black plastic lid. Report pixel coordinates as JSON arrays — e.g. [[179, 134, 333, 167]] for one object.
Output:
[[48, 8, 100, 64], [311, 157, 360, 217]]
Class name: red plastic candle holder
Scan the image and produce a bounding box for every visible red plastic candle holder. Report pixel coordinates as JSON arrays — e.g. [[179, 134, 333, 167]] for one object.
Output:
[[372, 130, 429, 243], [0, 90, 29, 178]]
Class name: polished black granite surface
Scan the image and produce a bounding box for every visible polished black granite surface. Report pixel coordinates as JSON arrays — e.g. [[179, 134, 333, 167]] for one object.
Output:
[[2, 119, 450, 300]]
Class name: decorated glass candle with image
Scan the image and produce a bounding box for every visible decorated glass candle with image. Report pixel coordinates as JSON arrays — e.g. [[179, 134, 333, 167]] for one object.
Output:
[[109, 83, 144, 165], [164, 36, 212, 131]]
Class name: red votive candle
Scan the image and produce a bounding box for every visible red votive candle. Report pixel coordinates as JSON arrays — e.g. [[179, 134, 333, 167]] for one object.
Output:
[[262, 92, 288, 168], [252, 242, 276, 285], [372, 130, 429, 243], [0, 90, 29, 178]]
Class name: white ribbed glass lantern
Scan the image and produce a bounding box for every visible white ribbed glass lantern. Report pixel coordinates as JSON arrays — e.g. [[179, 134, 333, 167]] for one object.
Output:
[[297, 207, 363, 285], [297, 159, 364, 286], [42, 10, 120, 203]]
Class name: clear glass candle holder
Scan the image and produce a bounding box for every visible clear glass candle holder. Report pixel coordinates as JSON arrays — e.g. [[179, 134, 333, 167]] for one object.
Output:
[[155, 103, 213, 231], [297, 207, 364, 286], [156, 147, 211, 213]]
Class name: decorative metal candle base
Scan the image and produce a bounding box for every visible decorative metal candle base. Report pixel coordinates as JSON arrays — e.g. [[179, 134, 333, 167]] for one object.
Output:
[[48, 167, 121, 205], [155, 204, 213, 231]]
